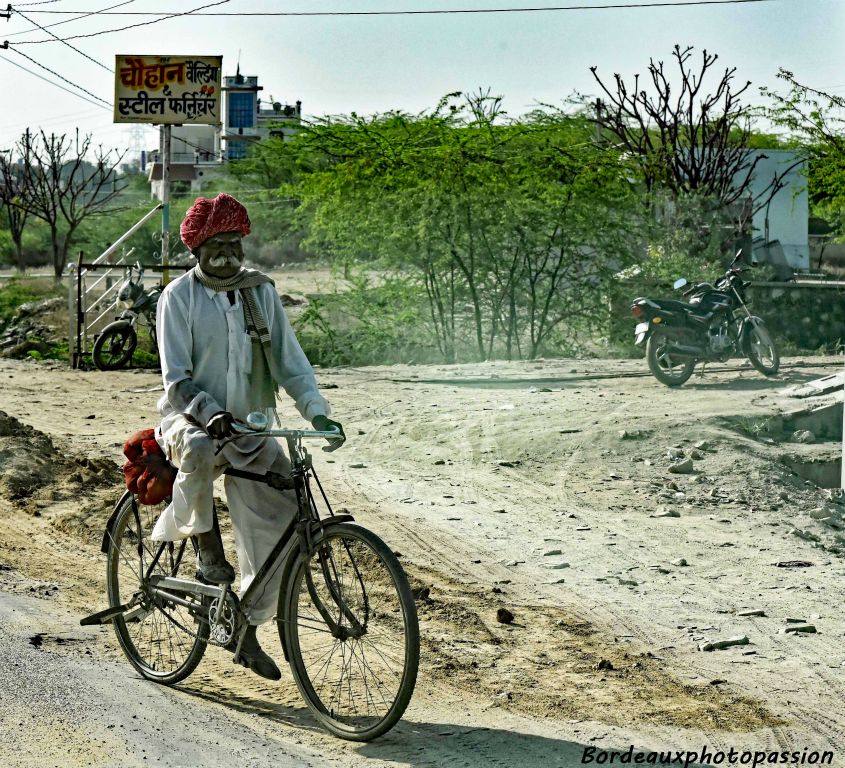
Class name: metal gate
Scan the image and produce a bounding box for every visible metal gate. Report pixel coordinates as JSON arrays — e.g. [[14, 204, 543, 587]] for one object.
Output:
[[68, 203, 190, 369]]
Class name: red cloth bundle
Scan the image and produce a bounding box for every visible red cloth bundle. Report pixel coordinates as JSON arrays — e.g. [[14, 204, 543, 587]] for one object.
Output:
[[122, 429, 176, 506]]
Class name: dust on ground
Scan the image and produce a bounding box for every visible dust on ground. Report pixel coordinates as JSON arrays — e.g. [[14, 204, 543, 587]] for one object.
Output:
[[0, 355, 843, 766]]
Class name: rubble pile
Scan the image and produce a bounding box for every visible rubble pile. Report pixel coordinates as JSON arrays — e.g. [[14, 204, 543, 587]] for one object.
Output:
[[0, 298, 65, 358]]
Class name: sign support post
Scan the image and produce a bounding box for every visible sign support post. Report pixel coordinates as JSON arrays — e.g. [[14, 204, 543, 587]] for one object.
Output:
[[114, 54, 223, 286], [160, 123, 171, 284]]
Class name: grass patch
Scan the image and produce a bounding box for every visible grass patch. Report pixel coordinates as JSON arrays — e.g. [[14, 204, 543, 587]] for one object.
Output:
[[0, 277, 64, 330]]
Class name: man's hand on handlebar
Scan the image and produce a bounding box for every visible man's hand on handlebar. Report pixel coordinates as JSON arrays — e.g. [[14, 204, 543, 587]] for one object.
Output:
[[311, 414, 346, 453], [207, 411, 236, 439]]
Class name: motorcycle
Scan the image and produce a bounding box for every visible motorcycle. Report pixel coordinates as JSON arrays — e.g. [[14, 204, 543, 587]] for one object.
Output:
[[630, 250, 780, 387], [92, 263, 162, 371]]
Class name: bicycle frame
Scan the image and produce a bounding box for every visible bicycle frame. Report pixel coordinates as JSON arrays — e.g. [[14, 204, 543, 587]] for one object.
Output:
[[90, 427, 358, 663]]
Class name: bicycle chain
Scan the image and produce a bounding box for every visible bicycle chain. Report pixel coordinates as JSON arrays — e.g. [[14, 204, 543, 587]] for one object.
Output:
[[148, 592, 233, 648]]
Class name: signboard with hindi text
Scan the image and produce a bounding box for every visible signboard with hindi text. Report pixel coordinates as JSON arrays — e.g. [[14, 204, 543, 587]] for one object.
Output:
[[114, 55, 222, 124]]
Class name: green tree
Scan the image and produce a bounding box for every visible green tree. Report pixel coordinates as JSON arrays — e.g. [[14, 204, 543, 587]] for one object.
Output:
[[763, 71, 845, 213], [289, 92, 641, 361], [0, 143, 31, 271]]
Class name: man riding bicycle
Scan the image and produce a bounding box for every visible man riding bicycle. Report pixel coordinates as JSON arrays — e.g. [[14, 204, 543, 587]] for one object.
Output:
[[151, 192, 345, 680]]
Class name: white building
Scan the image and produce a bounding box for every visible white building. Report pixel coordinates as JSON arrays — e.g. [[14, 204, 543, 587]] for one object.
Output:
[[146, 69, 302, 198], [747, 149, 809, 273], [146, 124, 223, 199]]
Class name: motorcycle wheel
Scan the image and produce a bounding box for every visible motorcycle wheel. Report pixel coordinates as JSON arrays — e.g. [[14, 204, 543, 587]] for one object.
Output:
[[745, 322, 780, 376], [92, 322, 137, 370], [646, 331, 695, 387]]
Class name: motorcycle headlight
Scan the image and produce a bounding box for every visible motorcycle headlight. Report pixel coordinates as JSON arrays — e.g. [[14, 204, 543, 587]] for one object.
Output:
[[117, 296, 135, 310]]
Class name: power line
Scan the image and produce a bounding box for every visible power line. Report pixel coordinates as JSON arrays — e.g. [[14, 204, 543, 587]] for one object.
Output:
[[4, 0, 140, 40], [0, 50, 110, 110], [0, 105, 104, 133], [3, 45, 111, 105], [12, 0, 232, 44], [12, 7, 113, 72], [16, 0, 783, 19]]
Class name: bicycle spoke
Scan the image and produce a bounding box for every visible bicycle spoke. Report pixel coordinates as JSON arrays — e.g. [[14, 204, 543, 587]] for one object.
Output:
[[288, 527, 416, 735], [108, 496, 206, 681]]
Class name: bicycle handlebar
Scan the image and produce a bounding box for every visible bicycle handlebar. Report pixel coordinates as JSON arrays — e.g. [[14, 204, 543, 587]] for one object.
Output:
[[231, 423, 342, 440]]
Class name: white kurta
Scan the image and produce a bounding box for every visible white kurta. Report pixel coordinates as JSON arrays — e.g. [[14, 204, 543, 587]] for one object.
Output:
[[155, 271, 330, 427], [150, 271, 330, 623]]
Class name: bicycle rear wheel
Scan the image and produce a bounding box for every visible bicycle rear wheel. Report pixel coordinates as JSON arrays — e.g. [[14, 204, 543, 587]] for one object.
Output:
[[106, 493, 208, 684], [280, 523, 419, 741]]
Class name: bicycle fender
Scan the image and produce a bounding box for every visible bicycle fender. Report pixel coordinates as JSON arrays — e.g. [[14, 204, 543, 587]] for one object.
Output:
[[101, 490, 134, 553], [277, 515, 356, 661]]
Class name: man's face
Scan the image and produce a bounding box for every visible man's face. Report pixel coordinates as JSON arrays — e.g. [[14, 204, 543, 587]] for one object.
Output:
[[196, 231, 244, 278]]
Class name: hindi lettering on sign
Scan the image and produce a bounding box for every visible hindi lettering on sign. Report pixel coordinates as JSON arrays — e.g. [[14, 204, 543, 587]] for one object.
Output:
[[118, 57, 146, 89], [117, 91, 167, 118], [186, 61, 220, 85], [167, 93, 218, 120], [118, 59, 186, 90], [114, 55, 222, 125]]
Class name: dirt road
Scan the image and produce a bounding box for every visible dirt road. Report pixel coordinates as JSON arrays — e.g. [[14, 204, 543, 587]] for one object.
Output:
[[1, 355, 843, 767]]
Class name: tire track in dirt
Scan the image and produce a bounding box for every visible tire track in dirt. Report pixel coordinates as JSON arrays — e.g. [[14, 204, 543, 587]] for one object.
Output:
[[324, 382, 843, 751]]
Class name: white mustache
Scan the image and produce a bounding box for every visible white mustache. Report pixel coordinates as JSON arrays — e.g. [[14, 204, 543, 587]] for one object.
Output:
[[208, 255, 243, 267]]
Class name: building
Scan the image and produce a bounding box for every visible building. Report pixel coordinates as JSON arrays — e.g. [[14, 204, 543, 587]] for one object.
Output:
[[221, 69, 302, 160], [146, 69, 302, 198], [146, 124, 223, 199], [747, 149, 809, 275]]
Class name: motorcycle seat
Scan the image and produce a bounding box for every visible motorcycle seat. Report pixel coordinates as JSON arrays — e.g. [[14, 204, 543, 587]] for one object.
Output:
[[649, 298, 713, 324], [650, 298, 702, 315]]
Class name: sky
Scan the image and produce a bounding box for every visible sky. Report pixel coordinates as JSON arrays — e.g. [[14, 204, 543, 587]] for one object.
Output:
[[1, 0, 844, 161]]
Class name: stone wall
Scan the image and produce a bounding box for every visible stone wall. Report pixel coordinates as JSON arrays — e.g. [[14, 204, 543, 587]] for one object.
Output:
[[746, 281, 845, 351]]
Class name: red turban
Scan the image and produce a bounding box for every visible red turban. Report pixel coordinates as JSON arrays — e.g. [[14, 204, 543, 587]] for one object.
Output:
[[180, 192, 251, 251]]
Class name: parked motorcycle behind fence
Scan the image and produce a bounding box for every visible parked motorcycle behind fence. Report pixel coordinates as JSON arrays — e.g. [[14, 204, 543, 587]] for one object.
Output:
[[92, 263, 161, 371], [630, 250, 780, 387]]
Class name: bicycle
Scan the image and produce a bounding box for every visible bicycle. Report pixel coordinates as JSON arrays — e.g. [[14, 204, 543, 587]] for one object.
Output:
[[81, 417, 420, 742]]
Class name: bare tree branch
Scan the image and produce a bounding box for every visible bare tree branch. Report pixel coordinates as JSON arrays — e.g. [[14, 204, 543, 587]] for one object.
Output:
[[590, 46, 760, 207], [14, 129, 126, 280]]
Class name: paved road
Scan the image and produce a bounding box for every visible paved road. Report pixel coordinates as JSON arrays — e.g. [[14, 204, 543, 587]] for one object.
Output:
[[0, 592, 321, 768]]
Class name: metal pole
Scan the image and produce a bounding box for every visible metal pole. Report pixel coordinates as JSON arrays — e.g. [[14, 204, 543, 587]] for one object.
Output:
[[841, 354, 845, 490], [75, 252, 84, 368], [160, 124, 171, 284], [67, 264, 76, 368]]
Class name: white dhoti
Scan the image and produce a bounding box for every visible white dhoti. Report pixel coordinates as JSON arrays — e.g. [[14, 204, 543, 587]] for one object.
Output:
[[151, 413, 298, 624]]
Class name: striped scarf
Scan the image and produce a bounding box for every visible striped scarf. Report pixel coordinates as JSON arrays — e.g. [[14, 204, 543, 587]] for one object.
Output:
[[192, 265, 273, 347], [192, 265, 277, 409]]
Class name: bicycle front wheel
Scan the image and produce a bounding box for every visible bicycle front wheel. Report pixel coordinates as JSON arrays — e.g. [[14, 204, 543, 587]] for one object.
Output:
[[280, 523, 419, 741], [106, 493, 208, 684]]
